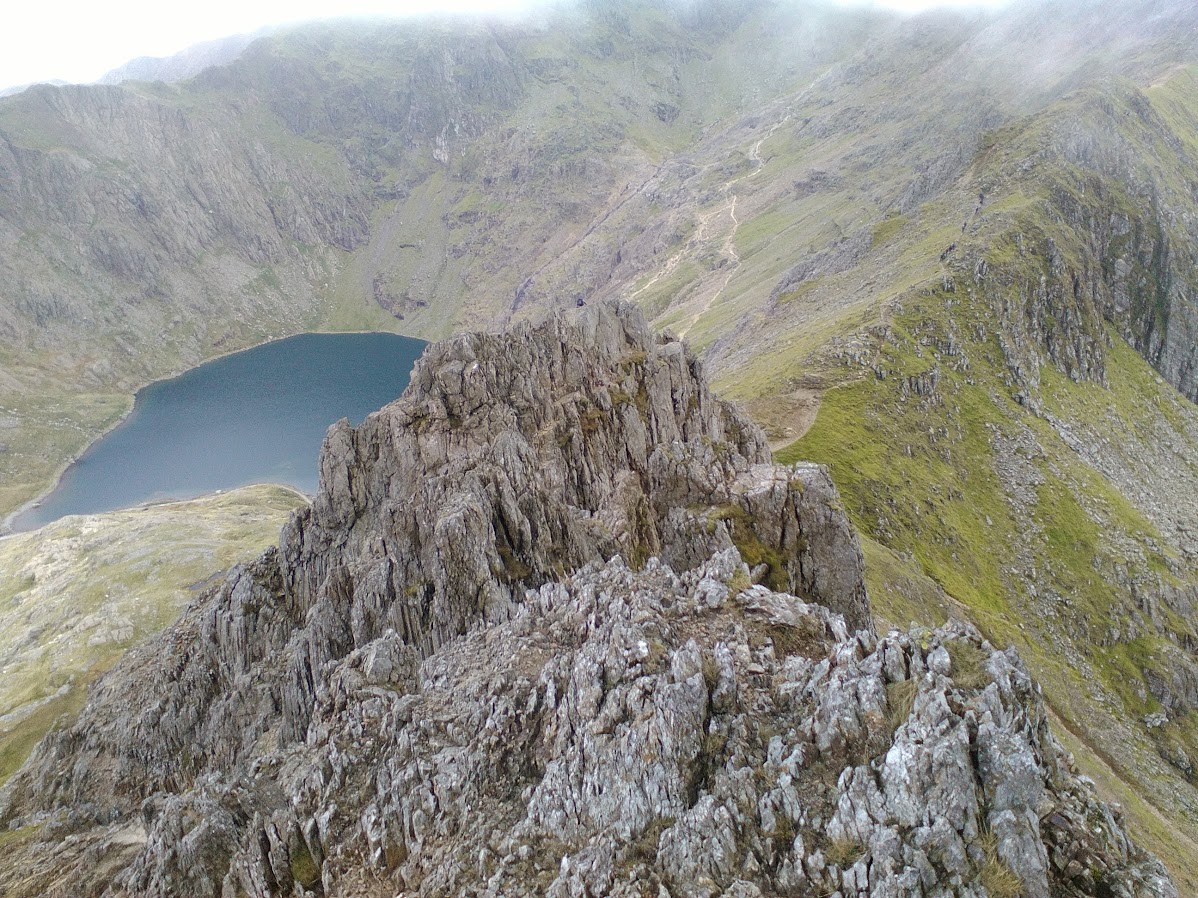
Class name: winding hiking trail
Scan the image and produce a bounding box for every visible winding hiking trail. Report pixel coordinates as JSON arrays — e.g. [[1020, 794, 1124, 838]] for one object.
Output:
[[656, 112, 790, 339], [627, 195, 734, 305], [505, 72, 832, 331]]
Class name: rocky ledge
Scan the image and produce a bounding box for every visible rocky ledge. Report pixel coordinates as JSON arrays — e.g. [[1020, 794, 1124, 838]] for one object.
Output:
[[0, 302, 1176, 898]]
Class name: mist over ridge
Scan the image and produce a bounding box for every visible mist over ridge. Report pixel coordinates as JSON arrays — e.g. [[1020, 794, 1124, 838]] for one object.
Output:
[[2, 0, 1198, 892]]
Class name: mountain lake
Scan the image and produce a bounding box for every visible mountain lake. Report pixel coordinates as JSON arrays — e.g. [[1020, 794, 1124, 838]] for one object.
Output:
[[12, 332, 427, 531]]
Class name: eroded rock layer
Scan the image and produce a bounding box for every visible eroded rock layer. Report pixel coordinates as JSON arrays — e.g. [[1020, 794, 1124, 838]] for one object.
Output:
[[0, 303, 1173, 898]]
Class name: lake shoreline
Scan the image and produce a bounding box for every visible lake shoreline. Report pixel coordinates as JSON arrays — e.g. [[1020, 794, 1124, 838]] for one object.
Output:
[[0, 482, 313, 545], [4, 330, 425, 535], [2, 393, 136, 537]]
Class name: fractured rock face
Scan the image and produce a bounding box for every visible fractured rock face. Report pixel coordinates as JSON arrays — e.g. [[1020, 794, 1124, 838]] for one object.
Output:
[[0, 303, 861, 871], [4, 554, 1177, 898], [0, 302, 1173, 897]]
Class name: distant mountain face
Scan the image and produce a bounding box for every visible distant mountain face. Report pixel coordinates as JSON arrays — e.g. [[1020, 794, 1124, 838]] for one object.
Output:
[[2, 0, 1198, 885], [96, 30, 272, 86], [0, 0, 886, 514], [1, 0, 1196, 513], [0, 80, 67, 99]]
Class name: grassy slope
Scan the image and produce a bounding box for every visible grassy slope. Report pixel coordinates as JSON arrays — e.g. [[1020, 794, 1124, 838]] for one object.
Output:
[[767, 73, 1198, 888], [778, 327, 1198, 890], [0, 484, 306, 785]]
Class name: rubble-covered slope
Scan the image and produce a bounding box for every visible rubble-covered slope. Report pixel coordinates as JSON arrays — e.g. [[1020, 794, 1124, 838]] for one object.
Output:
[[772, 64, 1198, 887], [0, 303, 1175, 898]]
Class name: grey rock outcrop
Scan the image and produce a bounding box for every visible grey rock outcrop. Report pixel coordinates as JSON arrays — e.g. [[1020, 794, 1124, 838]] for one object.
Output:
[[0, 302, 1173, 897], [0, 303, 839, 871], [971, 80, 1198, 404], [1, 558, 1175, 898]]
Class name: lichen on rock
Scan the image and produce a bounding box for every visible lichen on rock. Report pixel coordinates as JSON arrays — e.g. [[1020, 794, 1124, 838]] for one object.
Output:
[[0, 302, 1174, 898]]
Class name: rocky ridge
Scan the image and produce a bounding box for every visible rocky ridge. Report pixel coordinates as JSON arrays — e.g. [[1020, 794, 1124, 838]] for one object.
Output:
[[0, 303, 1175, 897]]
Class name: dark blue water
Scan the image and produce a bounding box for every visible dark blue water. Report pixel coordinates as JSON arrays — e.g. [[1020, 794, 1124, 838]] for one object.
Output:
[[13, 332, 426, 531]]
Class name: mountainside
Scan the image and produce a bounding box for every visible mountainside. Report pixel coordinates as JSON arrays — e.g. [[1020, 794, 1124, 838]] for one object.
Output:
[[2, 0, 1197, 515], [0, 0, 879, 516], [97, 31, 270, 86], [0, 303, 1177, 898], [0, 485, 306, 789], [3, 0, 1198, 891]]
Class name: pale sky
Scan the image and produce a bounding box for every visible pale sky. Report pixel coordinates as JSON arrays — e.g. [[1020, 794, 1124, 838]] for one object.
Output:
[[0, 0, 1010, 92]]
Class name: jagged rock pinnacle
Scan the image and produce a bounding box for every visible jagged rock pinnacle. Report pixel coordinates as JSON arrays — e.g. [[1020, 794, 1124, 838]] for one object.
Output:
[[0, 302, 1173, 898]]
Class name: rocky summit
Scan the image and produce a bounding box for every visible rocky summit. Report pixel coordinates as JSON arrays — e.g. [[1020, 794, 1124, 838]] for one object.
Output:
[[0, 302, 1176, 898]]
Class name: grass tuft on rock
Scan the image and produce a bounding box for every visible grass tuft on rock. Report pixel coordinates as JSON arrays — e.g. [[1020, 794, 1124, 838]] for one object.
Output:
[[947, 641, 992, 691], [825, 836, 866, 869], [976, 829, 1023, 898], [886, 678, 919, 733]]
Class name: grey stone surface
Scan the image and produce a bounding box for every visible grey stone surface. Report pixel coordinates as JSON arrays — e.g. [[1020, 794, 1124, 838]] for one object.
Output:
[[0, 303, 1172, 898]]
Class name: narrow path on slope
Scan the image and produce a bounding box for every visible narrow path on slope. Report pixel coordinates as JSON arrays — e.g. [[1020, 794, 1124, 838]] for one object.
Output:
[[628, 197, 731, 304], [504, 68, 840, 332], [1044, 704, 1198, 888], [505, 71, 834, 331], [674, 112, 790, 339], [765, 387, 822, 451]]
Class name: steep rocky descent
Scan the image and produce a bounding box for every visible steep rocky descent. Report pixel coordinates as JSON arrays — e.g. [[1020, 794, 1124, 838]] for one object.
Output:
[[954, 77, 1198, 406], [0, 302, 1176, 897], [0, 301, 1178, 897], [0, 302, 862, 874], [139, 561, 1173, 898], [0, 559, 1178, 897]]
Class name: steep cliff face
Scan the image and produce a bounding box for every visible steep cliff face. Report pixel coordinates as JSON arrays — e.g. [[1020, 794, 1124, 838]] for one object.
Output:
[[97, 31, 268, 86], [0, 83, 369, 349], [950, 76, 1198, 747], [967, 78, 1198, 404], [0, 303, 1173, 898]]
